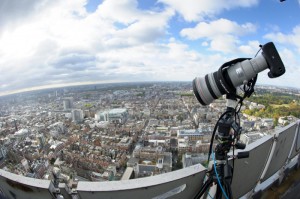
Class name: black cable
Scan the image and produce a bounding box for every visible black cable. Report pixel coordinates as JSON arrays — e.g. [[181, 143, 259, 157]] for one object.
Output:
[[207, 110, 231, 163], [231, 103, 238, 183], [254, 45, 262, 57]]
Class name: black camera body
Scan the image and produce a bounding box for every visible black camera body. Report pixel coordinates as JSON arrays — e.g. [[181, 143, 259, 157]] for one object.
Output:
[[262, 42, 285, 78]]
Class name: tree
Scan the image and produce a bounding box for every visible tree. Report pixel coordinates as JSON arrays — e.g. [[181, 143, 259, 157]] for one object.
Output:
[[177, 114, 184, 124], [50, 158, 56, 165]]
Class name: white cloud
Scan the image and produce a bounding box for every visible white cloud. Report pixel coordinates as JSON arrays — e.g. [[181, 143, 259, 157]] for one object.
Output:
[[261, 21, 300, 89], [158, 0, 259, 21], [0, 0, 299, 95], [103, 8, 174, 48], [97, 0, 142, 24], [253, 41, 300, 88], [94, 40, 227, 81], [238, 40, 261, 55], [180, 18, 256, 54], [0, 0, 45, 28], [278, 48, 300, 77], [276, 48, 300, 89], [181, 18, 256, 39], [264, 25, 300, 54], [0, 0, 177, 94]]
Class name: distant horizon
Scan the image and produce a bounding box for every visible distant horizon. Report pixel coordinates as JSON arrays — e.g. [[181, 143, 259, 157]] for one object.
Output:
[[1, 80, 299, 98]]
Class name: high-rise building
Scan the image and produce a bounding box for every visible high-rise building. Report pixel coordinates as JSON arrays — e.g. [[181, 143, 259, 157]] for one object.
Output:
[[37, 134, 45, 149], [63, 97, 73, 110], [95, 111, 109, 122], [0, 146, 7, 160], [72, 109, 84, 123]]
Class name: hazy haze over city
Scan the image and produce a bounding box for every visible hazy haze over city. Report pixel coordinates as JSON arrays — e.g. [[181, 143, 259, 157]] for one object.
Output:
[[1, 0, 300, 96]]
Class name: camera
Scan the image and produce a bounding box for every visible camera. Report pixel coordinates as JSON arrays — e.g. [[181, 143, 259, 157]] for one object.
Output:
[[193, 42, 285, 106]]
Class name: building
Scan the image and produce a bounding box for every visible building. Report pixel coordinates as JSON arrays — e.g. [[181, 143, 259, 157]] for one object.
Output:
[[36, 134, 45, 149], [117, 136, 133, 151], [14, 128, 29, 138], [21, 159, 30, 171], [48, 122, 66, 136], [143, 107, 151, 117], [90, 166, 115, 181], [49, 141, 65, 156], [177, 129, 203, 140], [95, 111, 109, 122], [249, 102, 265, 110], [121, 167, 134, 180], [261, 118, 274, 129], [63, 97, 74, 110], [31, 162, 47, 179], [241, 120, 255, 129], [108, 108, 128, 124], [133, 152, 172, 178], [0, 146, 7, 160], [182, 153, 207, 168], [133, 146, 164, 160], [96, 108, 128, 124], [240, 132, 265, 145], [72, 109, 84, 123], [278, 116, 299, 126]]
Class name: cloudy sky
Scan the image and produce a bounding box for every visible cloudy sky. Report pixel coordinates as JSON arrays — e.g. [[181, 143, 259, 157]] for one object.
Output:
[[0, 0, 300, 96]]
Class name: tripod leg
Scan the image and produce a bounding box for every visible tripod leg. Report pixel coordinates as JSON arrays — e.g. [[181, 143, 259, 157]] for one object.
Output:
[[194, 177, 214, 199], [215, 184, 223, 199], [215, 179, 233, 199], [224, 164, 233, 199], [224, 180, 233, 199]]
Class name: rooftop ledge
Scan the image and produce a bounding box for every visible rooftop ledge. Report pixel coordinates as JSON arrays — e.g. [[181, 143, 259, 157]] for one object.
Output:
[[77, 164, 206, 191], [0, 169, 51, 189]]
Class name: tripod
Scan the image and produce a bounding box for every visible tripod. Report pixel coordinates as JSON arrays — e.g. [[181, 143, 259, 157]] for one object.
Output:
[[194, 156, 233, 199], [194, 94, 249, 199]]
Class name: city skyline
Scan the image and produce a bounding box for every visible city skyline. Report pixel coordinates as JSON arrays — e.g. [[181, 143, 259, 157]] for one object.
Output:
[[1, 0, 300, 96]]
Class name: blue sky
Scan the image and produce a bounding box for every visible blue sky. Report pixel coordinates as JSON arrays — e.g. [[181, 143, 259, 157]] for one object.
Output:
[[0, 0, 300, 96]]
